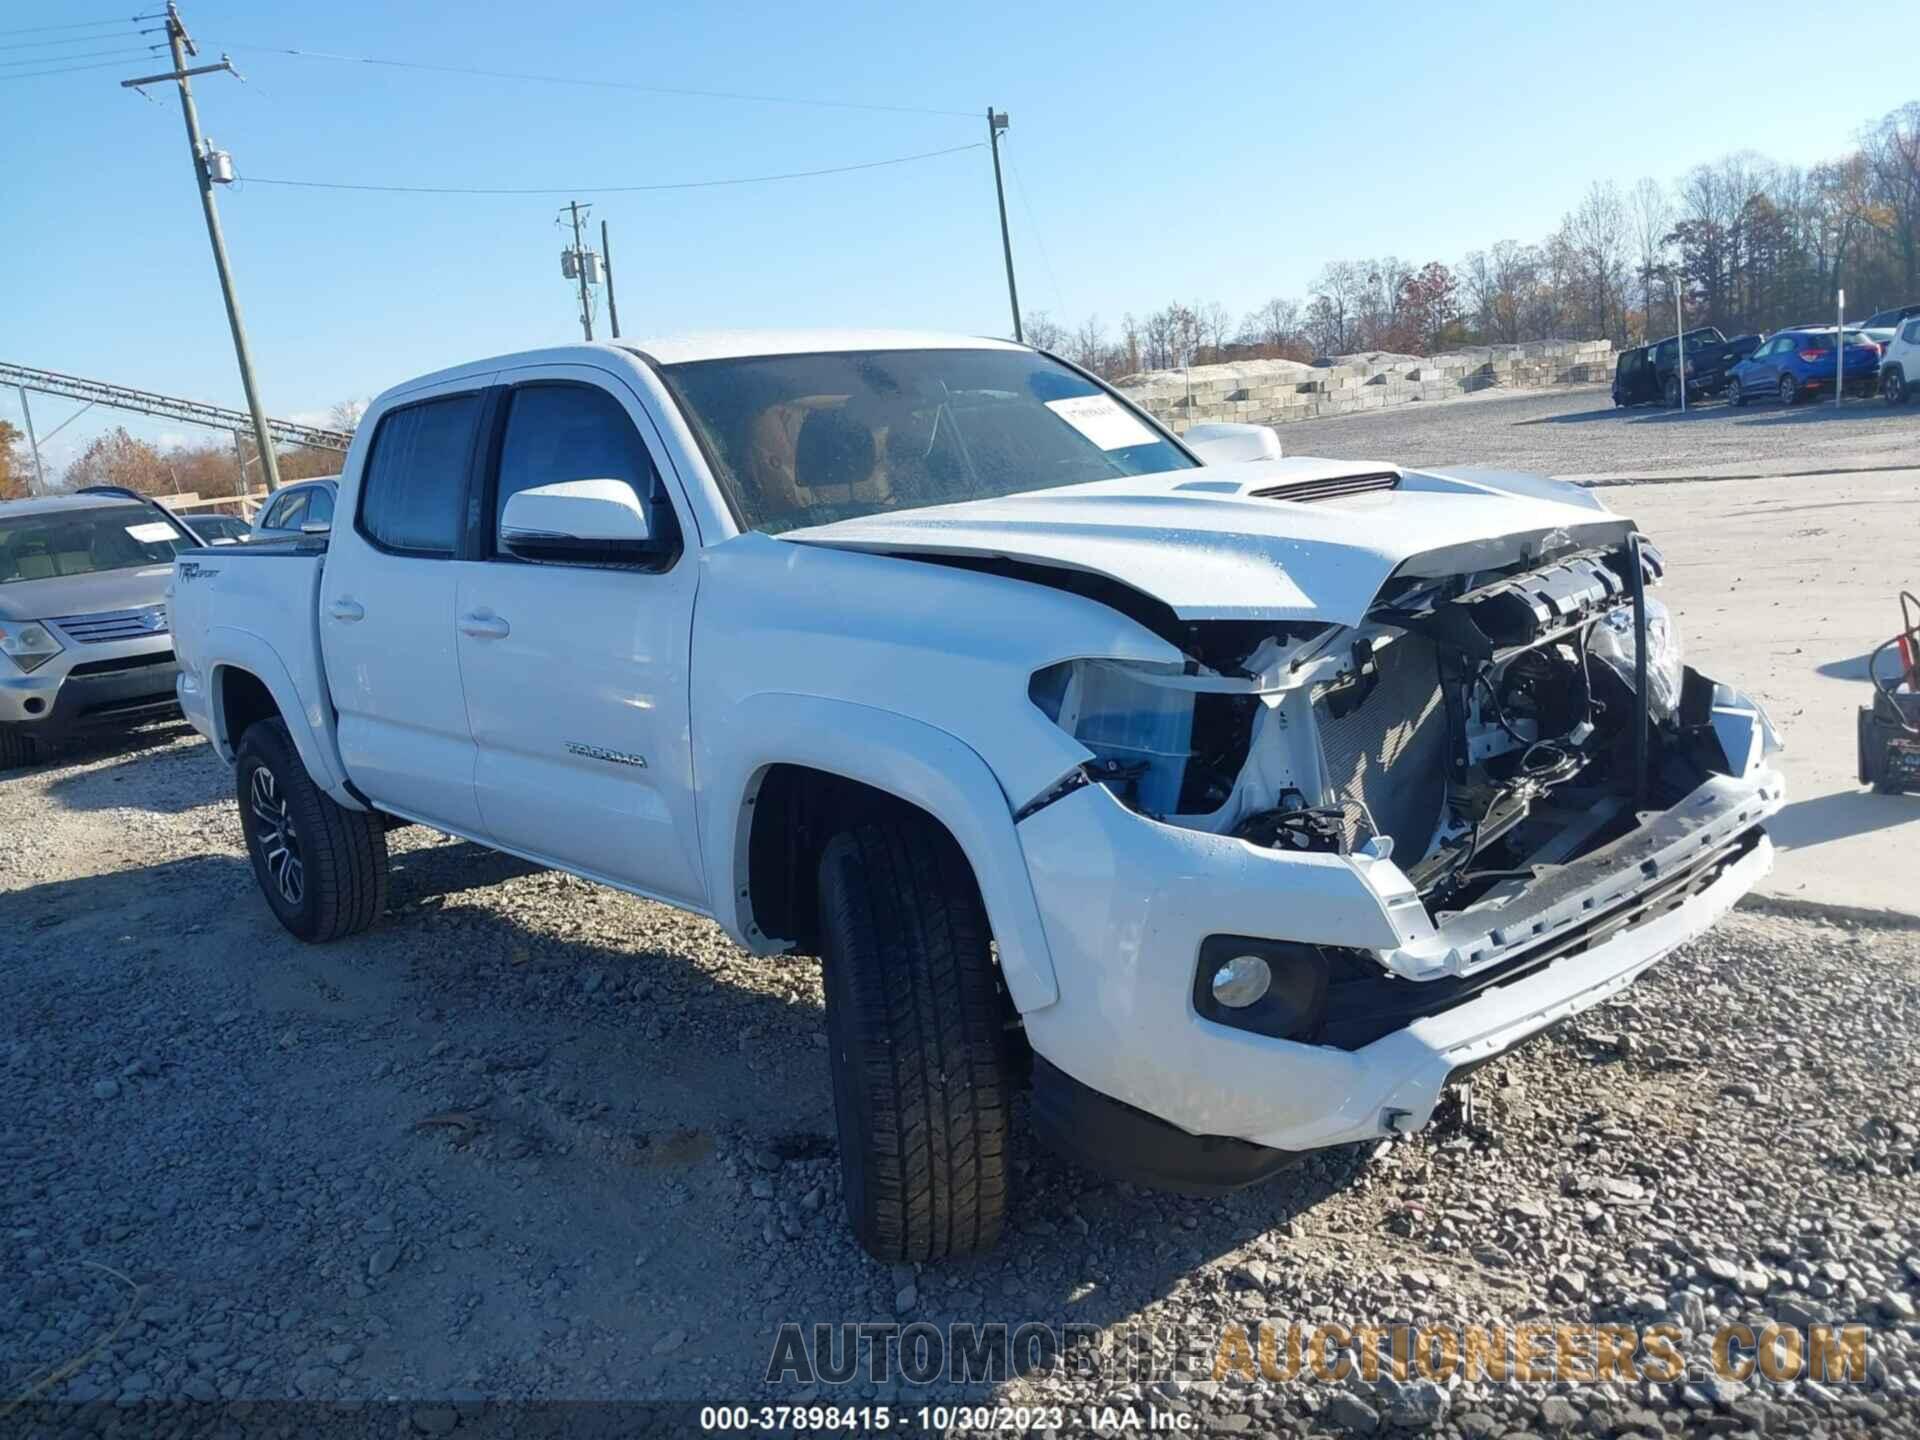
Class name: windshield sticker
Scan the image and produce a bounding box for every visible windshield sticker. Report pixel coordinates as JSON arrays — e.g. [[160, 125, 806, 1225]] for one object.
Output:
[[125, 521, 178, 543], [1045, 395, 1158, 451]]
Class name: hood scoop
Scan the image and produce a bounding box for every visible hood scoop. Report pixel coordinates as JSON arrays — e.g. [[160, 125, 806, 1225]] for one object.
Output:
[[1249, 470, 1400, 503]]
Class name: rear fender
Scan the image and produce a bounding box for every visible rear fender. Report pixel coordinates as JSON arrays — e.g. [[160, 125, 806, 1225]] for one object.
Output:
[[208, 629, 359, 809]]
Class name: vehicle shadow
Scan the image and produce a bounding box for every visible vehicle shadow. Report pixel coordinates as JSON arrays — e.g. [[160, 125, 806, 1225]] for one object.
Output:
[[1516, 403, 1732, 426], [1815, 650, 1903, 683], [1730, 403, 1896, 427], [24, 722, 211, 810], [1769, 788, 1918, 855]]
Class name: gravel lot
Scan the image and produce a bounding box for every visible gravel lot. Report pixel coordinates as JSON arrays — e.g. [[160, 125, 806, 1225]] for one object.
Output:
[[4, 390, 1919, 1433], [4, 723, 1919, 1436], [1275, 385, 1920, 481]]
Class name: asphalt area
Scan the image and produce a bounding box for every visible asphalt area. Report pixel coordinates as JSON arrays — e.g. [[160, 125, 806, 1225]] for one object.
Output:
[[3, 384, 1918, 1436]]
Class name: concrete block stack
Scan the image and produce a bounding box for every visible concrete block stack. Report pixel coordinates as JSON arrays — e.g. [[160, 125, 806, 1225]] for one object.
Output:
[[1114, 338, 1615, 433]]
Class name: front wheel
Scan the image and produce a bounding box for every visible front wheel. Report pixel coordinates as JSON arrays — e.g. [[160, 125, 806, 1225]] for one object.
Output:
[[1779, 374, 1799, 406], [817, 813, 1011, 1261], [1728, 379, 1747, 407], [1885, 368, 1908, 406], [1663, 376, 1683, 409], [236, 718, 388, 942], [0, 727, 41, 772]]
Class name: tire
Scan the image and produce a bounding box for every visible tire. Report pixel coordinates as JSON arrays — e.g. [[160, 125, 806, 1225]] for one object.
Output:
[[1663, 376, 1682, 409], [235, 718, 388, 942], [1728, 379, 1746, 407], [0, 726, 40, 771], [1886, 368, 1908, 406], [1779, 374, 1799, 406], [817, 813, 1010, 1261]]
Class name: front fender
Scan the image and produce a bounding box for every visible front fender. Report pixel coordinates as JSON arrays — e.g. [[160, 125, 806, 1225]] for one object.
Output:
[[698, 693, 1060, 1013], [208, 629, 359, 809]]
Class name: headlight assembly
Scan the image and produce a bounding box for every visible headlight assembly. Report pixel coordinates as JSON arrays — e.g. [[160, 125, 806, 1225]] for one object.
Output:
[[0, 620, 63, 674]]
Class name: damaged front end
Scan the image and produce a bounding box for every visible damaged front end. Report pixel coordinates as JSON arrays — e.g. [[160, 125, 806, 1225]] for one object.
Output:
[[1027, 527, 1785, 1005]]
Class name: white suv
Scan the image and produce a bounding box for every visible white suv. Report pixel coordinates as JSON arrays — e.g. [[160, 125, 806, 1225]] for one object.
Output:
[[1880, 316, 1920, 404]]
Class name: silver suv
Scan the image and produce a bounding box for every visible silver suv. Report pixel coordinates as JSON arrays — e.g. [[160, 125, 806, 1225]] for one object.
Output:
[[0, 488, 200, 769], [1880, 315, 1920, 406]]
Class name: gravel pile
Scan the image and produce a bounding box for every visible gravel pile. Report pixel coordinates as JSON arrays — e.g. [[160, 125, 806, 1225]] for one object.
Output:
[[3, 726, 1917, 1436]]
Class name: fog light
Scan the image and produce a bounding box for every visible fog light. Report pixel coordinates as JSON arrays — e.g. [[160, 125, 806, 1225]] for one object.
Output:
[[1210, 955, 1272, 1009], [1193, 935, 1333, 1041]]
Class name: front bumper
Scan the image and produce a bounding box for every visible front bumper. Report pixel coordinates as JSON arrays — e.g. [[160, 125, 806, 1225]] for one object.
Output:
[[0, 645, 180, 740], [1017, 763, 1780, 1161]]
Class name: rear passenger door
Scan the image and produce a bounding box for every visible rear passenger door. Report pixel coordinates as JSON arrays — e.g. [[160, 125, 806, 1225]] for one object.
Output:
[[450, 366, 707, 908], [320, 377, 494, 834]]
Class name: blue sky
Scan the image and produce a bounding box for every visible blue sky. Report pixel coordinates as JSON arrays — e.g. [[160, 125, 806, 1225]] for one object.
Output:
[[5, 0, 1913, 473]]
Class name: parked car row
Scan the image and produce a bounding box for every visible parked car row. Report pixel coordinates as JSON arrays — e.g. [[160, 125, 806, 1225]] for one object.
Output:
[[1613, 310, 1920, 410], [0, 476, 340, 767]]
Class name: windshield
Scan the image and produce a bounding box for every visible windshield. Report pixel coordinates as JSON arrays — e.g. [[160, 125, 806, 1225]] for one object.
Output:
[[658, 348, 1196, 534], [0, 504, 191, 584]]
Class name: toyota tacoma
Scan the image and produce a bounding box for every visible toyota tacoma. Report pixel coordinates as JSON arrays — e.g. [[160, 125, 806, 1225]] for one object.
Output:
[[169, 332, 1785, 1260]]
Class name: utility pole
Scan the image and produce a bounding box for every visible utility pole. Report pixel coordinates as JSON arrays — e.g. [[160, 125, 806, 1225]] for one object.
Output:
[[987, 108, 1021, 343], [122, 4, 281, 491], [601, 219, 621, 339], [567, 201, 594, 341]]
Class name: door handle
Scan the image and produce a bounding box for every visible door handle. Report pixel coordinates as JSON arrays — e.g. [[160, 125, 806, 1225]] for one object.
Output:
[[328, 598, 364, 623], [460, 611, 511, 640]]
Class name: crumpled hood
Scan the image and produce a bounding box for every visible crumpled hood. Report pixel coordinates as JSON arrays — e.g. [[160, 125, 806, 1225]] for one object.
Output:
[[0, 565, 174, 624], [782, 458, 1631, 624]]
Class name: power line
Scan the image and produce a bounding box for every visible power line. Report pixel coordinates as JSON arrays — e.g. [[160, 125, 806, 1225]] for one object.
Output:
[[1001, 136, 1067, 320], [1, 28, 148, 50], [0, 14, 158, 39], [1, 45, 161, 67], [1, 55, 162, 80], [233, 141, 986, 197], [224, 44, 978, 118]]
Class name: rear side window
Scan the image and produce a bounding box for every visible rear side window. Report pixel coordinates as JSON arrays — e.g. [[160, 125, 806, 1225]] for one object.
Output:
[[1904, 320, 1920, 345], [492, 383, 681, 560], [358, 395, 483, 555]]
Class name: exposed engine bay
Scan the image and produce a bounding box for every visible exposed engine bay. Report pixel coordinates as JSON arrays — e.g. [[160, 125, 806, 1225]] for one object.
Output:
[[1029, 531, 1752, 925]]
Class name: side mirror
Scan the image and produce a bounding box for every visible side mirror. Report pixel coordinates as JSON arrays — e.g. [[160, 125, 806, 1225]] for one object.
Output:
[[300, 520, 331, 535], [500, 478, 656, 563], [1183, 422, 1284, 466]]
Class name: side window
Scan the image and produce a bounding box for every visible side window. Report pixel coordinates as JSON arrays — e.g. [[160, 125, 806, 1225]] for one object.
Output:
[[1905, 320, 1920, 345], [358, 393, 483, 556], [305, 487, 335, 527], [1652, 340, 1676, 365], [491, 383, 682, 563]]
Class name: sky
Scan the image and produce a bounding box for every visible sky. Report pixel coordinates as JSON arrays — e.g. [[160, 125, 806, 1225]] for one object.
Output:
[[5, 0, 1916, 477]]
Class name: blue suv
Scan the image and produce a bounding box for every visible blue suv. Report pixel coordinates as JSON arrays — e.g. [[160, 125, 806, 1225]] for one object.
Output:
[[1727, 328, 1884, 406]]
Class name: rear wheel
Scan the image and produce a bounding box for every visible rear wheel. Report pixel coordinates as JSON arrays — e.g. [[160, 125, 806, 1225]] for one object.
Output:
[[1885, 368, 1908, 406], [817, 812, 1010, 1261], [1779, 374, 1799, 406], [235, 718, 388, 942]]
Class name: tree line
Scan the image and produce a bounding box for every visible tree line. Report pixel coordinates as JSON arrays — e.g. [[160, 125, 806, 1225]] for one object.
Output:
[[0, 404, 362, 504], [1024, 101, 1920, 378]]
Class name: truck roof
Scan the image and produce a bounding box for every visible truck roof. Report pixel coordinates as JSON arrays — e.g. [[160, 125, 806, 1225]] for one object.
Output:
[[383, 330, 1027, 402]]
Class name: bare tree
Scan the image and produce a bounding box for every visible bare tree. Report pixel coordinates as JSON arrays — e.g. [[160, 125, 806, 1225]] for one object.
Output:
[[1628, 177, 1673, 341]]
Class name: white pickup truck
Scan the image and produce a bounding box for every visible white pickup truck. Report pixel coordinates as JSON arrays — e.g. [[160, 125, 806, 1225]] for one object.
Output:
[[171, 330, 1785, 1261]]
